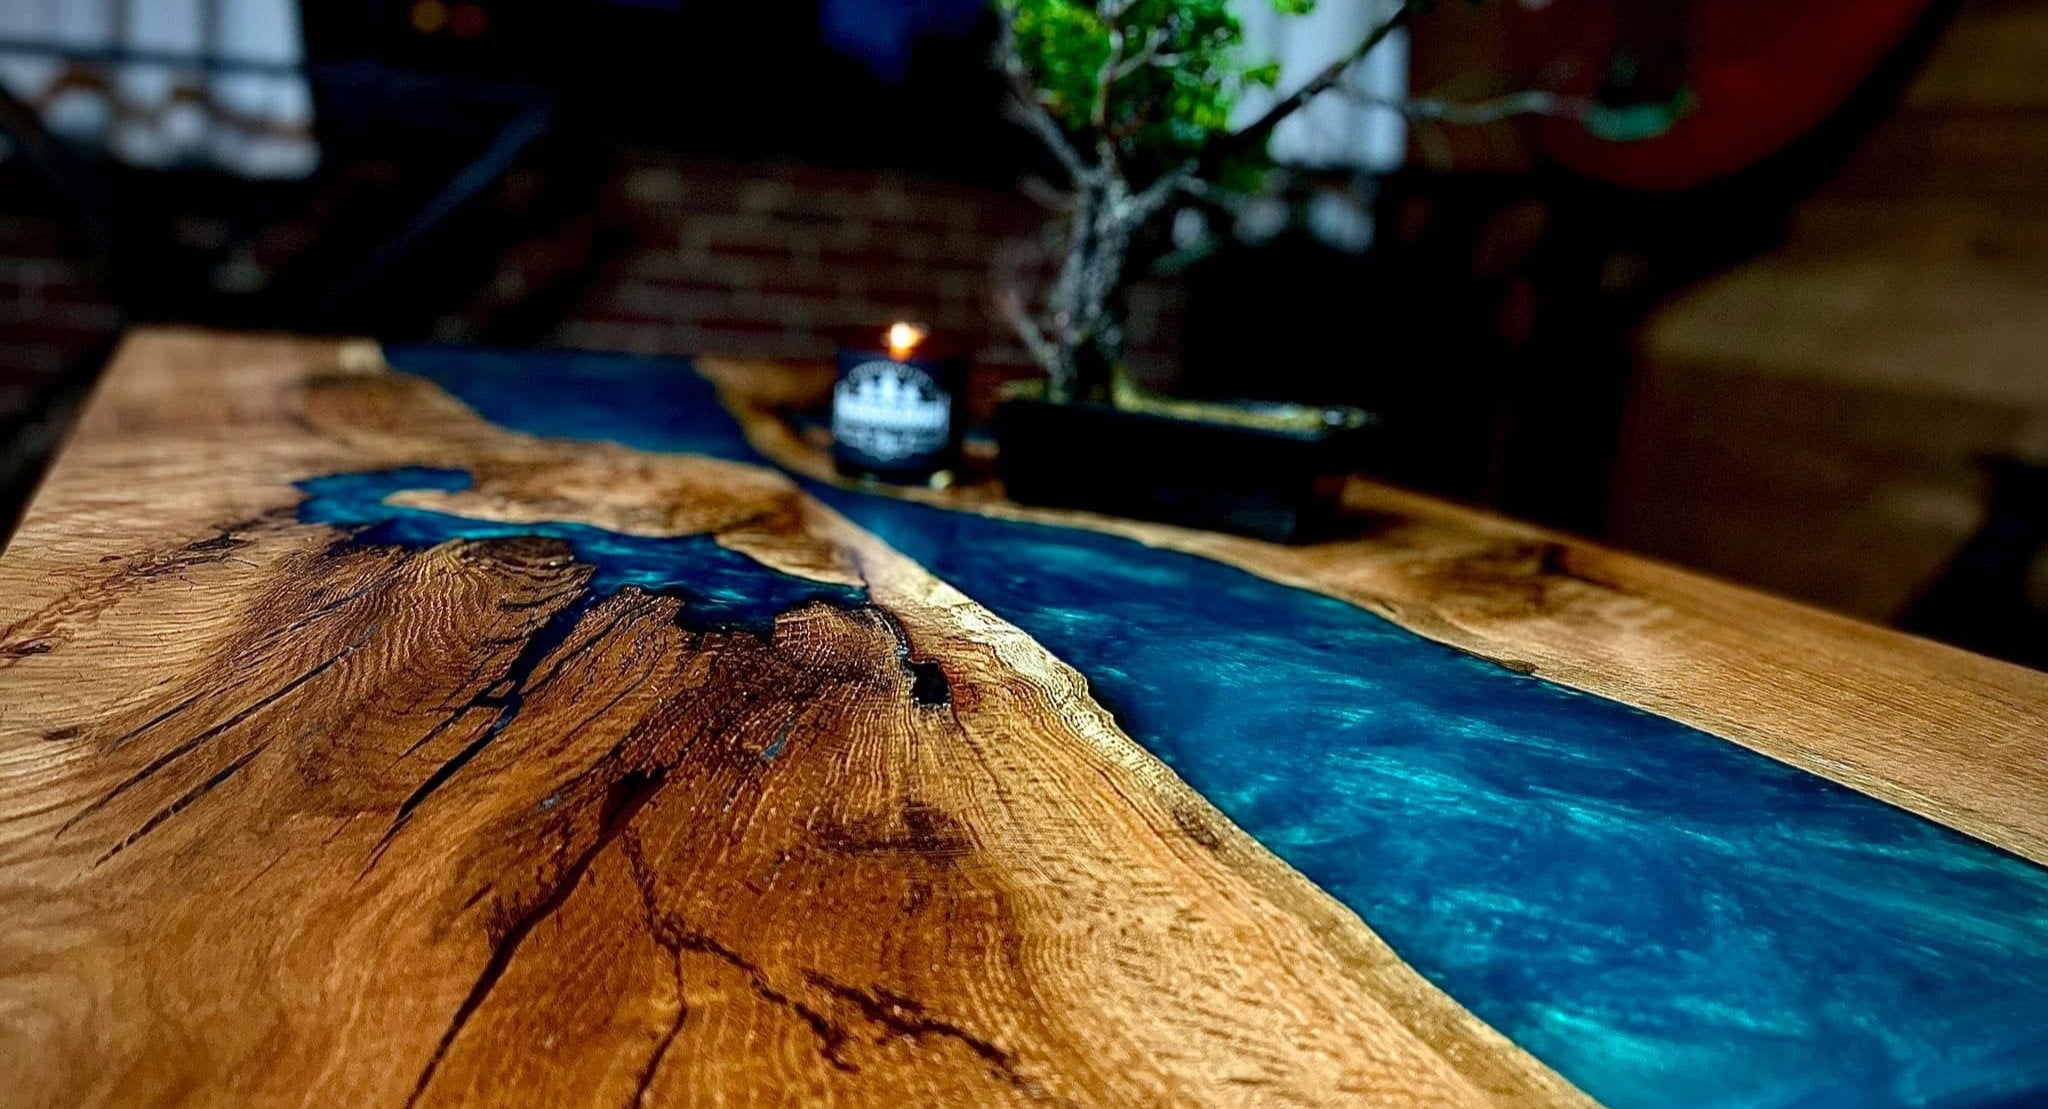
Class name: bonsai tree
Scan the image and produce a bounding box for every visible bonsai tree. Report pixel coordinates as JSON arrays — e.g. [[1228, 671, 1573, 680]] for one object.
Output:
[[993, 0, 1673, 404]]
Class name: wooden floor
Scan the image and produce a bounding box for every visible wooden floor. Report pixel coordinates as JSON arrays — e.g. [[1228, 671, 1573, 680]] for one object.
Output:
[[0, 331, 1590, 1107], [1614, 0, 2048, 621]]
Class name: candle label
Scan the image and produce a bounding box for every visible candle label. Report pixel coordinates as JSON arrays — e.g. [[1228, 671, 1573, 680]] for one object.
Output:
[[832, 358, 952, 471]]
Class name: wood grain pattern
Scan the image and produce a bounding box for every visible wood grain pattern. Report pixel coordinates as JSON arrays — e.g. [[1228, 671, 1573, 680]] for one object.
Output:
[[0, 330, 1589, 1107], [700, 357, 2048, 869]]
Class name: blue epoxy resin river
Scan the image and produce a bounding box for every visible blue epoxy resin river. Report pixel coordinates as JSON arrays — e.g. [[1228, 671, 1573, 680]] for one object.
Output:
[[348, 346, 2048, 1109]]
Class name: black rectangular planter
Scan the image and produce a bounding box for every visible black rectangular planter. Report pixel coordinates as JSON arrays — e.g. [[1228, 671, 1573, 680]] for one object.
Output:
[[992, 397, 1375, 544]]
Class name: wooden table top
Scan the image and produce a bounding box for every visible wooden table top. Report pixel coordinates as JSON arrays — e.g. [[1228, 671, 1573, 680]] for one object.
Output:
[[2, 329, 2045, 1108]]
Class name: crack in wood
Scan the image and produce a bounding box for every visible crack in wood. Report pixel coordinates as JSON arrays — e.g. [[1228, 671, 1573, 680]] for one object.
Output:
[[617, 832, 857, 1074], [802, 970, 1063, 1102], [403, 766, 670, 1109], [871, 605, 952, 710], [366, 589, 613, 869], [61, 621, 382, 837], [615, 820, 1053, 1100], [95, 737, 275, 867], [623, 941, 688, 1109], [1, 509, 293, 668]]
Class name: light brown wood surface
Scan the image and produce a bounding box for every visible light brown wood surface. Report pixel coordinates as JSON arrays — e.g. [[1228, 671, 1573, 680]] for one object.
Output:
[[0, 330, 1592, 1107], [700, 357, 2048, 869]]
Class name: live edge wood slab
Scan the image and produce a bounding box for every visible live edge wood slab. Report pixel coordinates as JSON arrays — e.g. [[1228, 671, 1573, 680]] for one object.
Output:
[[0, 330, 2042, 1108], [701, 356, 2048, 869]]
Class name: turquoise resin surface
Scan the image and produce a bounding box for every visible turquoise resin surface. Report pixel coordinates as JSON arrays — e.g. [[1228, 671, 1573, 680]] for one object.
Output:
[[309, 346, 2048, 1108]]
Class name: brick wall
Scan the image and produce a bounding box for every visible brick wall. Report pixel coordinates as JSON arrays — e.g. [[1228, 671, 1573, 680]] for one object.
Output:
[[0, 171, 123, 520], [457, 152, 1183, 416], [0, 150, 1183, 452], [0, 209, 120, 422]]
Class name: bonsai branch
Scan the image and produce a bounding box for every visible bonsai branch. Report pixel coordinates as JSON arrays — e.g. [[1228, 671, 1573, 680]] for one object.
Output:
[[996, 25, 1090, 181], [1218, 2, 1414, 164], [1093, 29, 1122, 130], [1338, 88, 1599, 126], [1113, 27, 1174, 79], [997, 284, 1060, 374]]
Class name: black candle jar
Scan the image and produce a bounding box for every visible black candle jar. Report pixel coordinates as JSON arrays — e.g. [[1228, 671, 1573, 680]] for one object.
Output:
[[830, 324, 965, 486]]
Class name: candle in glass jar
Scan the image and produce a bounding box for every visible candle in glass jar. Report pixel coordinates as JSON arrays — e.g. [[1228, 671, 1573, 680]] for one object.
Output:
[[831, 322, 964, 486]]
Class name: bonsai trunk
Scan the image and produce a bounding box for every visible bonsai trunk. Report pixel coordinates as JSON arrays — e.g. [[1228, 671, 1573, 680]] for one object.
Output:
[[1044, 174, 1142, 404]]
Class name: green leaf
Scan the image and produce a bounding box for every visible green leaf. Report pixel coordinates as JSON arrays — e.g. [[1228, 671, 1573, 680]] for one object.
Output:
[[1582, 89, 1696, 142], [994, 0, 1380, 173]]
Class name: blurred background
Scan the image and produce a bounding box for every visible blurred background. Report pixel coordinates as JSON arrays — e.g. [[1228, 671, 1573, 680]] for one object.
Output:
[[0, 0, 2042, 668]]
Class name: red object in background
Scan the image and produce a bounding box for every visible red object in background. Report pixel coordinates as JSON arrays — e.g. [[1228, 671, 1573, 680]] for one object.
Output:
[[1510, 0, 1938, 190], [448, 3, 490, 40]]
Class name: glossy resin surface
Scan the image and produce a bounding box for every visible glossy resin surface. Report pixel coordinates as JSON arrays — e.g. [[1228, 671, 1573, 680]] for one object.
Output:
[[347, 346, 2048, 1109]]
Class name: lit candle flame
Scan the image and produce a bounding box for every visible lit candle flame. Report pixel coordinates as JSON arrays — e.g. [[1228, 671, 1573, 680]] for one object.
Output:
[[886, 321, 928, 361]]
